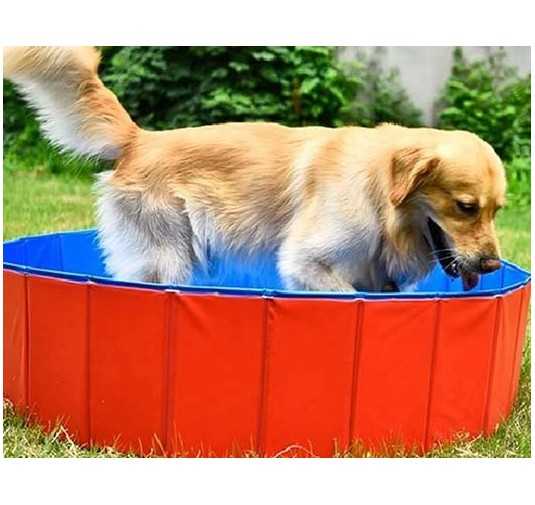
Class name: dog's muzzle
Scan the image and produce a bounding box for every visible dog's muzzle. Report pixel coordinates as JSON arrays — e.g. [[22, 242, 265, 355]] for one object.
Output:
[[426, 218, 482, 291]]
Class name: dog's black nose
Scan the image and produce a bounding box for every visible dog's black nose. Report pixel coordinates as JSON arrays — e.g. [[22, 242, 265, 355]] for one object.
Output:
[[480, 256, 501, 273]]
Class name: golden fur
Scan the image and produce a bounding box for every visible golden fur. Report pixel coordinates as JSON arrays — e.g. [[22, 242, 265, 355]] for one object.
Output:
[[4, 47, 506, 291]]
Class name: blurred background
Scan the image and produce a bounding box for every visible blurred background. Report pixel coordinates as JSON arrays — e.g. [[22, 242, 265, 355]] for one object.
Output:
[[3, 46, 531, 207]]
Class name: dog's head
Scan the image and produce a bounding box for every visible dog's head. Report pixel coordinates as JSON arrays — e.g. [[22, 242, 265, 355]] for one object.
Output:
[[389, 130, 506, 290]]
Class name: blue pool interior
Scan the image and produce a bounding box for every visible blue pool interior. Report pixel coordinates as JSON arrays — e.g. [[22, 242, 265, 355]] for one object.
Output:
[[3, 229, 531, 299]]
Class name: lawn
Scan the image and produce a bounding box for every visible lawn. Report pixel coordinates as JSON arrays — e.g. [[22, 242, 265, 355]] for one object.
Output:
[[2, 168, 531, 457]]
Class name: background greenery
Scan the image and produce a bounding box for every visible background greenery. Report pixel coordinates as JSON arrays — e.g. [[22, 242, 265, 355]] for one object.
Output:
[[3, 46, 531, 457]]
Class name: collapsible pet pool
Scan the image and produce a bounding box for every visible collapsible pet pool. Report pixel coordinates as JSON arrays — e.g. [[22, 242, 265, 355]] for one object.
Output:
[[3, 229, 531, 456]]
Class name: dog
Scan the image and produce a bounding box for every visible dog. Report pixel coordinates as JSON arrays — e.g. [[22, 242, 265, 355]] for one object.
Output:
[[4, 46, 506, 292]]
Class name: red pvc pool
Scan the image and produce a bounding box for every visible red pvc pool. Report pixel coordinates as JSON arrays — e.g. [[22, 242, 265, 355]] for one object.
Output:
[[3, 230, 531, 456]]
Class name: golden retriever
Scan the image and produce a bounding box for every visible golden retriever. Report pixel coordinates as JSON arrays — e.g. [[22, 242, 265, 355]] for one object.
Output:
[[4, 46, 506, 292]]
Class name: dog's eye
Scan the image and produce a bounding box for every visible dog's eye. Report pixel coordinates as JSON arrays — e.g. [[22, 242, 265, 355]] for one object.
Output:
[[456, 201, 479, 215]]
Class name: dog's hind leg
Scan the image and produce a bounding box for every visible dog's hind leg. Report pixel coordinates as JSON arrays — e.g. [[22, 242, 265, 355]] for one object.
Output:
[[96, 173, 195, 285], [102, 212, 194, 285], [138, 229, 194, 285]]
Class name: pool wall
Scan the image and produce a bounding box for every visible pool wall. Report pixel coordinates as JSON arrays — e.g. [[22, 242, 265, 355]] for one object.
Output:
[[3, 230, 531, 456]]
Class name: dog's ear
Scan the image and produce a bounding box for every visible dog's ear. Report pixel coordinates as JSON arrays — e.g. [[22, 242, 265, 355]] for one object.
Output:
[[390, 147, 439, 206]]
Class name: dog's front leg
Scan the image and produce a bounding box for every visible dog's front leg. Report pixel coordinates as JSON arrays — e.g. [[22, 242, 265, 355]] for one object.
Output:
[[277, 244, 355, 292]]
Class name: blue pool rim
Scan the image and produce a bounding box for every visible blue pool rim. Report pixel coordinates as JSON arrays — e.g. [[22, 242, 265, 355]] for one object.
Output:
[[3, 228, 531, 301]]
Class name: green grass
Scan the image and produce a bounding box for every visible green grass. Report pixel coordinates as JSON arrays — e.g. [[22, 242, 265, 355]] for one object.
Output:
[[3, 168, 96, 240], [2, 168, 531, 457], [3, 401, 131, 458]]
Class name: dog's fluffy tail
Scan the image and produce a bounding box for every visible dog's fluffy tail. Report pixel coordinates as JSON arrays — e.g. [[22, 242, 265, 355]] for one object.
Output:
[[4, 46, 137, 160]]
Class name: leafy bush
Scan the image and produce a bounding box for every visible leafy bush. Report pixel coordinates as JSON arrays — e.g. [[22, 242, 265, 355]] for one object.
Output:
[[501, 77, 531, 207], [102, 46, 363, 129], [437, 47, 531, 161], [505, 157, 531, 208], [3, 79, 36, 150], [502, 75, 531, 159], [341, 57, 422, 127], [3, 80, 98, 176], [103, 46, 423, 130], [364, 67, 422, 127]]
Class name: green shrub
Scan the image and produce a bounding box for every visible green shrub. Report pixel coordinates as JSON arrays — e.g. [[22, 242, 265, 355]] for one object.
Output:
[[502, 78, 531, 207], [341, 57, 422, 127], [3, 79, 43, 161], [502, 75, 531, 159], [102, 46, 423, 129], [102, 46, 363, 129], [505, 157, 531, 208], [3, 80, 98, 176], [437, 47, 531, 161], [364, 67, 422, 127]]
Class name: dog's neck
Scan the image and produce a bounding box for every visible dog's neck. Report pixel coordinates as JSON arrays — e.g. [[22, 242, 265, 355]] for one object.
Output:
[[359, 128, 437, 287], [366, 157, 433, 287], [380, 203, 433, 286]]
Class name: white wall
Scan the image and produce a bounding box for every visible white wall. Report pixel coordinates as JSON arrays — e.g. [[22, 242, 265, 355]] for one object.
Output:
[[338, 46, 531, 125]]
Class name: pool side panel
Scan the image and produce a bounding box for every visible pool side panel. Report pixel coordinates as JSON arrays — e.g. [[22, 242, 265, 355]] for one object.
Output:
[[351, 299, 436, 454], [89, 284, 167, 454], [25, 234, 62, 271], [426, 297, 498, 449], [485, 288, 525, 434], [508, 283, 531, 408], [261, 298, 357, 457], [60, 230, 107, 277], [167, 293, 265, 457], [3, 270, 28, 413], [26, 275, 89, 444], [503, 287, 528, 416]]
